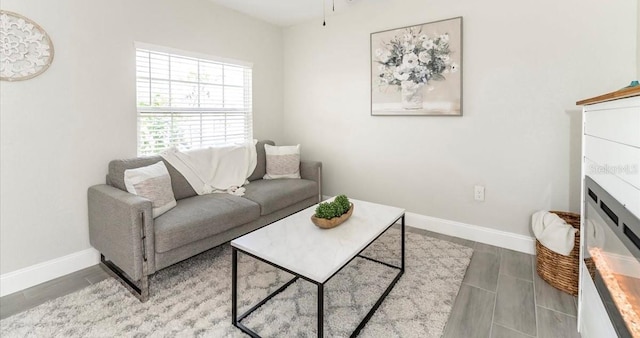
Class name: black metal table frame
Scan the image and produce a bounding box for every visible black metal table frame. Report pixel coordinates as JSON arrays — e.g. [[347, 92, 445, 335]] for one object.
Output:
[[231, 214, 405, 338]]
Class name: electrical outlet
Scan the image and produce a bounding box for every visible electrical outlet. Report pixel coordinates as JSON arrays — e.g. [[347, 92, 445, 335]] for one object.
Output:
[[474, 185, 485, 201]]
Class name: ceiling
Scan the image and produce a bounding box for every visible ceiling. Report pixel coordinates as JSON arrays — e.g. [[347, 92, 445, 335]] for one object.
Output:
[[208, 0, 356, 27]]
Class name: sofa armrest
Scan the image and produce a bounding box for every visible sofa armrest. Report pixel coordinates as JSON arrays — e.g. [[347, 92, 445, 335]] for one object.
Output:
[[300, 161, 322, 202], [88, 184, 155, 281]]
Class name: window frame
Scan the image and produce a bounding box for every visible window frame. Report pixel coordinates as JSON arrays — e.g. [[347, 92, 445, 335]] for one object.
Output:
[[135, 42, 253, 156]]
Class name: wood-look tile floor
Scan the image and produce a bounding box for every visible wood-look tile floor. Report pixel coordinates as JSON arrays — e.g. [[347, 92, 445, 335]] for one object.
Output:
[[0, 227, 581, 337], [422, 228, 582, 338]]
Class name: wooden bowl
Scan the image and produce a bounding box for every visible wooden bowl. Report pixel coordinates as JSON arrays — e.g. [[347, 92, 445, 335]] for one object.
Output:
[[311, 203, 354, 229]]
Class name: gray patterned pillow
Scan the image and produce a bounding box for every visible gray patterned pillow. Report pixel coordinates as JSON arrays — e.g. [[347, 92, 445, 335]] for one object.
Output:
[[124, 161, 177, 217], [263, 144, 301, 179]]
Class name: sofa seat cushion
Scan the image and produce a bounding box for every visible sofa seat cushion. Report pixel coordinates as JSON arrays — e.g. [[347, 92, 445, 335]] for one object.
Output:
[[242, 179, 317, 216], [154, 194, 260, 253]]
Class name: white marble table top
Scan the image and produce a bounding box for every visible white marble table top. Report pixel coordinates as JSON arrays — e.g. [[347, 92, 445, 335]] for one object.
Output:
[[231, 198, 405, 284]]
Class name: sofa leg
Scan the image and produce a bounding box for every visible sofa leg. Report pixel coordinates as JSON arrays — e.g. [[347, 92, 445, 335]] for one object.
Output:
[[100, 254, 150, 302]]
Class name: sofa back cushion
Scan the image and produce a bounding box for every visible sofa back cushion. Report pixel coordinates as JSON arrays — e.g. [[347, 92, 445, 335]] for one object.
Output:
[[108, 156, 197, 200], [108, 140, 273, 199], [247, 140, 275, 182]]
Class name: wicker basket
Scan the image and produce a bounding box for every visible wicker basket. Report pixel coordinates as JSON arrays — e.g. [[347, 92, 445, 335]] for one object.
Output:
[[535, 211, 581, 296]]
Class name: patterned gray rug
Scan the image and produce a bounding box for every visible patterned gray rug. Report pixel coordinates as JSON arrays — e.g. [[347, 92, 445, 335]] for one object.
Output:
[[0, 229, 472, 337]]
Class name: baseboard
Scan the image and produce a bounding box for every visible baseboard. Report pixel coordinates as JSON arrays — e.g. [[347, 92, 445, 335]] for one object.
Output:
[[403, 212, 536, 254], [325, 196, 535, 254], [0, 248, 100, 297], [0, 210, 534, 297]]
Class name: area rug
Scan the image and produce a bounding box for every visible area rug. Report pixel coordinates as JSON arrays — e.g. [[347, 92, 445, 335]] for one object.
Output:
[[0, 229, 472, 337]]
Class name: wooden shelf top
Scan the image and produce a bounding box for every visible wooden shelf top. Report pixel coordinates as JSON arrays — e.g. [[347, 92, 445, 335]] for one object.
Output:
[[577, 85, 640, 105]]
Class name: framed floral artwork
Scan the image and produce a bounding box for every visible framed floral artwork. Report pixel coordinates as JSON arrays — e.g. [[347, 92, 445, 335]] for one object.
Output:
[[371, 17, 462, 116]]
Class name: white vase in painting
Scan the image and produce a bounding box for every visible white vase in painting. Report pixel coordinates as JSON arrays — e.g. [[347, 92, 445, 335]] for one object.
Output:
[[400, 81, 423, 110]]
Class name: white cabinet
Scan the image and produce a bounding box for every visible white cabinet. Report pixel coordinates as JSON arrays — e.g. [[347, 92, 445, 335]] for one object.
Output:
[[578, 89, 640, 337], [582, 95, 640, 219], [579, 261, 618, 338]]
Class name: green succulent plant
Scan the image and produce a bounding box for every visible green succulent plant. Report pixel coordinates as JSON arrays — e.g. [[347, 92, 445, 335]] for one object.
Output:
[[315, 203, 335, 219], [334, 195, 350, 212], [315, 195, 351, 219]]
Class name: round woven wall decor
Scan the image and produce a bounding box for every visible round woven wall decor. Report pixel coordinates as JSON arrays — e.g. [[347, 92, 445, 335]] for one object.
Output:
[[1, 10, 54, 81]]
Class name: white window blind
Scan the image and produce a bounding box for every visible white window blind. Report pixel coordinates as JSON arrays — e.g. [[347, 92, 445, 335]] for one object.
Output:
[[135, 45, 252, 156]]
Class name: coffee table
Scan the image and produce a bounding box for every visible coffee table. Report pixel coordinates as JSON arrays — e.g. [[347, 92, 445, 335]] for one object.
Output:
[[231, 198, 405, 337]]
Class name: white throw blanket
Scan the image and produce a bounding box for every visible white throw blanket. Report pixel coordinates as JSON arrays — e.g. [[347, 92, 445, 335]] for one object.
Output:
[[160, 142, 257, 196], [531, 210, 577, 256]]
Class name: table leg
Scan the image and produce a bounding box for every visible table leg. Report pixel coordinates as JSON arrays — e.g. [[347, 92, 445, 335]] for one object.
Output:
[[401, 214, 405, 272], [318, 283, 324, 338], [232, 247, 238, 326]]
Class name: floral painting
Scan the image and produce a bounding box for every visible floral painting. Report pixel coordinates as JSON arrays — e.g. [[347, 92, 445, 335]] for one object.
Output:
[[371, 17, 462, 116]]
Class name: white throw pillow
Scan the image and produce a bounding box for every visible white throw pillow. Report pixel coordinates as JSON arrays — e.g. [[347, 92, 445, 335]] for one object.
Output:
[[124, 161, 177, 218], [263, 144, 301, 179]]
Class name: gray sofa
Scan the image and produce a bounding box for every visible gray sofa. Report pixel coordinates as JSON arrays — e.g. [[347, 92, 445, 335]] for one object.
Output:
[[88, 140, 322, 301]]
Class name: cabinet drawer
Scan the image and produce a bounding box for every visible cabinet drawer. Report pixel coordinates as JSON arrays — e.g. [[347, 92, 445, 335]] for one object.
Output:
[[585, 158, 640, 219], [585, 135, 640, 189], [585, 104, 640, 147]]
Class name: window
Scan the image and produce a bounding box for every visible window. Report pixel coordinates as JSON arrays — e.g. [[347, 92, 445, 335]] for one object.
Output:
[[135, 43, 253, 156]]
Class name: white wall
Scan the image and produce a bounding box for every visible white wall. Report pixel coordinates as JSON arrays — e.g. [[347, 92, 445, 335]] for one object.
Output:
[[282, 0, 637, 237], [0, 0, 283, 275]]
